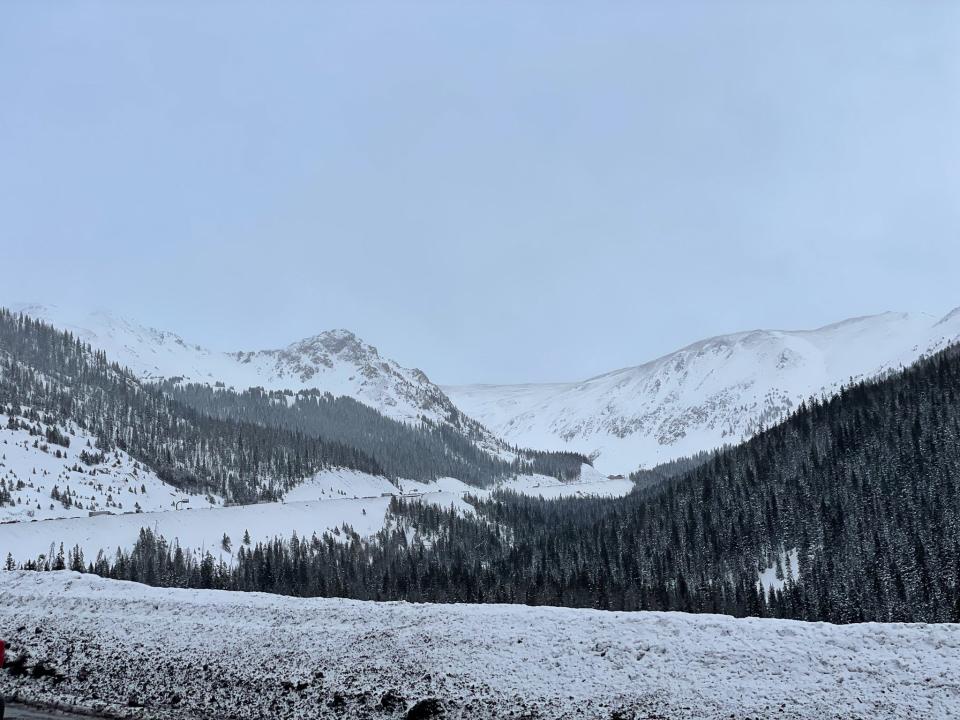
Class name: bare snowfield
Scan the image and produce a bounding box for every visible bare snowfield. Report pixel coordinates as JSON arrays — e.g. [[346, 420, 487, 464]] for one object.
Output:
[[0, 571, 957, 719]]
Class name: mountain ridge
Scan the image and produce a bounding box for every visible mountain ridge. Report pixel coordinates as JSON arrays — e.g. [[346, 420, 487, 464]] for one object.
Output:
[[8, 303, 457, 431], [444, 308, 960, 473], [14, 301, 960, 476]]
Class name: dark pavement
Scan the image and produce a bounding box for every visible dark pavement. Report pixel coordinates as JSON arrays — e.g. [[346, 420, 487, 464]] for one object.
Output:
[[4, 703, 99, 719]]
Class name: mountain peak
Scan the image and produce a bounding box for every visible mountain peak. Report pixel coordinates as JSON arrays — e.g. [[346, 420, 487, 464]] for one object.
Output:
[[287, 328, 370, 355], [4, 302, 454, 428]]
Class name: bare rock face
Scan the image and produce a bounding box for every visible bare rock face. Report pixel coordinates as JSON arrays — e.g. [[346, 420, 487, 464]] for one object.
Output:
[[252, 328, 456, 425]]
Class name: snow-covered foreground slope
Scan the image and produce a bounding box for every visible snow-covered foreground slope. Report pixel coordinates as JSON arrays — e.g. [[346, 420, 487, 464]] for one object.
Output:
[[0, 413, 218, 522], [2, 572, 957, 720], [446, 309, 960, 473], [9, 303, 460, 429], [0, 465, 631, 564]]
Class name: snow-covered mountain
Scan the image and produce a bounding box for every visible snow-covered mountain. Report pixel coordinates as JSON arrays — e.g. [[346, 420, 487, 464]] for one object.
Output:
[[15, 301, 960, 477], [9, 303, 458, 429], [444, 309, 960, 474]]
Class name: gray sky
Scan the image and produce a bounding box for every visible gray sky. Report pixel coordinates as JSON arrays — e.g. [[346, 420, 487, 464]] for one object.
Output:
[[2, 2, 958, 384]]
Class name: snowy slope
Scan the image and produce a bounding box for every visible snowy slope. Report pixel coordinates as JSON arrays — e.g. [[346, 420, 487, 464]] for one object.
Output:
[[0, 412, 219, 522], [0, 496, 395, 567], [0, 466, 409, 566], [8, 303, 460, 429], [0, 465, 632, 565], [2, 571, 957, 719], [446, 309, 960, 473]]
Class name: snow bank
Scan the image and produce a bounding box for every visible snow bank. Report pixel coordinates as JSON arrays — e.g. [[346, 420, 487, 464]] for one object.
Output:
[[0, 572, 957, 719]]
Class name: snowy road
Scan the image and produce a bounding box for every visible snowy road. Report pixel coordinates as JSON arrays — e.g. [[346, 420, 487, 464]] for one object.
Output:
[[4, 703, 97, 719]]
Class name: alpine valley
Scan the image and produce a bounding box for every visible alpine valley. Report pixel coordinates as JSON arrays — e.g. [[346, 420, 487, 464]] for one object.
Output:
[[2, 302, 960, 719]]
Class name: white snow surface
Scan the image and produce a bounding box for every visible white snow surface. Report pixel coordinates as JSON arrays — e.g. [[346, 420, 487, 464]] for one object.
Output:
[[758, 548, 802, 593], [445, 309, 960, 473], [0, 465, 632, 564], [1, 571, 957, 719], [0, 413, 218, 522]]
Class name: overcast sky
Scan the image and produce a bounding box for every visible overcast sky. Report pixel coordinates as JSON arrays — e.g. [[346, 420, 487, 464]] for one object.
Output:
[[2, 2, 958, 384]]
